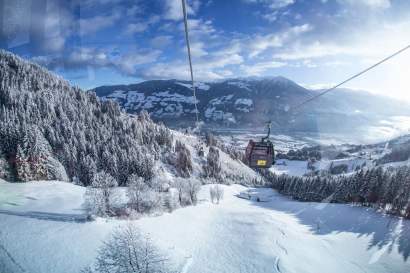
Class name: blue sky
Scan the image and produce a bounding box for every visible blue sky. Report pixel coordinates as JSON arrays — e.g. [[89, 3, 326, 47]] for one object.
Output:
[[2, 0, 410, 99]]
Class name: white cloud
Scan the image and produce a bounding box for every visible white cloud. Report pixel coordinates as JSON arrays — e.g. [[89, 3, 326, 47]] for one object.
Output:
[[80, 0, 125, 8], [125, 23, 148, 34], [244, 0, 295, 23], [189, 42, 208, 57], [79, 12, 121, 36], [116, 50, 161, 75], [243, 0, 295, 9], [141, 50, 244, 81], [262, 11, 279, 23], [163, 0, 199, 21], [274, 41, 350, 60], [302, 83, 336, 90], [267, 0, 295, 9], [337, 0, 391, 9], [126, 4, 144, 17], [240, 61, 286, 76], [274, 19, 410, 62], [141, 61, 226, 81], [185, 19, 217, 38], [33, 47, 161, 77], [248, 24, 313, 58], [68, 48, 110, 67], [124, 15, 160, 36], [150, 35, 173, 48], [3, 0, 74, 52]]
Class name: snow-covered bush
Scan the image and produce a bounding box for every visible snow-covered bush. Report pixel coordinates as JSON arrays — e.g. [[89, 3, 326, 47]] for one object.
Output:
[[84, 224, 172, 273], [127, 174, 147, 213], [186, 178, 201, 205], [47, 157, 69, 181], [127, 174, 163, 214], [203, 146, 222, 180], [163, 189, 178, 212], [215, 185, 224, 203], [210, 185, 224, 204], [196, 144, 205, 157], [173, 178, 201, 206], [329, 163, 348, 175], [85, 171, 118, 217], [210, 186, 216, 203], [174, 178, 190, 206], [205, 132, 217, 147], [174, 141, 193, 178], [307, 158, 316, 171], [142, 188, 163, 213]]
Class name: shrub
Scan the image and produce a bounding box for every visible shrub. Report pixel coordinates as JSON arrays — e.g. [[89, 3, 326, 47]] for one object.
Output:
[[85, 171, 118, 217], [174, 141, 193, 178], [203, 146, 221, 180], [84, 224, 172, 273], [210, 184, 224, 204]]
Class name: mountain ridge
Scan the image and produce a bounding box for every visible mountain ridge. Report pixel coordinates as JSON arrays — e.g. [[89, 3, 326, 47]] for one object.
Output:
[[92, 77, 410, 132]]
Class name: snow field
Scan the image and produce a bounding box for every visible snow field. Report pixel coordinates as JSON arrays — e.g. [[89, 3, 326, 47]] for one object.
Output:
[[0, 180, 409, 273]]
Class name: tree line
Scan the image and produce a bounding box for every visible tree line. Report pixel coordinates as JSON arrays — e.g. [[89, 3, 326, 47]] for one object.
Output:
[[262, 166, 410, 218]]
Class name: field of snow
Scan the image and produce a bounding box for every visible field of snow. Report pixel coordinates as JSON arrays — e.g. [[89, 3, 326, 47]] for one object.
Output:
[[271, 160, 309, 176], [1, 180, 409, 273]]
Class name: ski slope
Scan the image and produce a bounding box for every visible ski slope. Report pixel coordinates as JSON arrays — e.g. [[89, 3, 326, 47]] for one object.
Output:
[[0, 180, 409, 273]]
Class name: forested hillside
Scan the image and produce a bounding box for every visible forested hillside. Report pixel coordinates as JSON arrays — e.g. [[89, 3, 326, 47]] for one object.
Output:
[[0, 50, 174, 185]]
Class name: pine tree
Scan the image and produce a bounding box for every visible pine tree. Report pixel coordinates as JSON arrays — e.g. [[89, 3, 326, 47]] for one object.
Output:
[[15, 144, 31, 182]]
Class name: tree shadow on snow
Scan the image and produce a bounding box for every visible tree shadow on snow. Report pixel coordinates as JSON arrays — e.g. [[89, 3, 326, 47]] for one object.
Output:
[[247, 188, 410, 262], [0, 209, 89, 223]]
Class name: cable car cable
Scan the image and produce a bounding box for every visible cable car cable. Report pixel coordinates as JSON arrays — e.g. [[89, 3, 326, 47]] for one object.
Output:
[[288, 43, 410, 113], [181, 0, 200, 125], [245, 44, 410, 169]]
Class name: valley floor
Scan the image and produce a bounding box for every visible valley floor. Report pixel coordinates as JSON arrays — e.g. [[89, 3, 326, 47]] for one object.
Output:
[[0, 180, 409, 273]]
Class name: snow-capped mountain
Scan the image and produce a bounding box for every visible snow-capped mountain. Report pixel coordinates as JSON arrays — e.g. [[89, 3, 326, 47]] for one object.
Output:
[[92, 77, 311, 128], [92, 78, 410, 132]]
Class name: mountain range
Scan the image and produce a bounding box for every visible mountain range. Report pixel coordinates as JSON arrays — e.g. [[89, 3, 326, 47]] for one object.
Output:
[[92, 77, 410, 133]]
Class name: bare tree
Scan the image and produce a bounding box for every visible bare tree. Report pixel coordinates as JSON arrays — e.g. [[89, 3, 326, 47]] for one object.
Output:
[[127, 174, 148, 213], [85, 224, 171, 273], [163, 189, 178, 212], [85, 171, 118, 217], [214, 185, 224, 204], [210, 186, 216, 204], [210, 185, 224, 204], [186, 179, 201, 205], [174, 178, 188, 206]]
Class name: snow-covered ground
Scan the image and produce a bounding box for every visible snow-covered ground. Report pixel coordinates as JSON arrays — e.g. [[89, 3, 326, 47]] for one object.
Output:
[[271, 160, 309, 176], [1, 180, 409, 273]]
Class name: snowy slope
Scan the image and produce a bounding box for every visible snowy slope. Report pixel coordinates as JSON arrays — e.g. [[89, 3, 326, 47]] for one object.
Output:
[[167, 130, 260, 184], [1, 180, 409, 273]]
